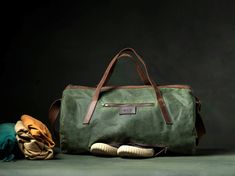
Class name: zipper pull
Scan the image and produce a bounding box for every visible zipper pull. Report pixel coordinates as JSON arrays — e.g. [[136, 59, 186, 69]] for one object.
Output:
[[102, 103, 109, 107]]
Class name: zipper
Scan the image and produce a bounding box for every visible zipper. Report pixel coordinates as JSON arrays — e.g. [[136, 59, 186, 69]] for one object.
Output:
[[102, 103, 155, 107]]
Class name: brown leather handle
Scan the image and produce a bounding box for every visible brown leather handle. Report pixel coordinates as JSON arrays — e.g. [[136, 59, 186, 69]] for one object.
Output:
[[96, 48, 152, 89], [83, 48, 173, 125], [48, 49, 152, 129], [105, 52, 151, 85], [48, 99, 61, 135]]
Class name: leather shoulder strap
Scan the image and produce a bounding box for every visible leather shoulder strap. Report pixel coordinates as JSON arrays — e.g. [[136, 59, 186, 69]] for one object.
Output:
[[195, 97, 206, 145], [48, 99, 61, 134]]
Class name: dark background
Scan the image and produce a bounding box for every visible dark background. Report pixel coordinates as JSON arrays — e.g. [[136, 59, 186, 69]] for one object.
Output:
[[1, 0, 235, 149]]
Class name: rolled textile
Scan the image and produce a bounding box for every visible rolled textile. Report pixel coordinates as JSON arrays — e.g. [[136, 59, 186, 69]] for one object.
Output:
[[21, 114, 55, 148], [15, 118, 54, 160], [0, 123, 18, 161]]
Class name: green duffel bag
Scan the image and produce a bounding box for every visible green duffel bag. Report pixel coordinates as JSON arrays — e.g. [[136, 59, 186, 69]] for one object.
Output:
[[49, 48, 206, 155]]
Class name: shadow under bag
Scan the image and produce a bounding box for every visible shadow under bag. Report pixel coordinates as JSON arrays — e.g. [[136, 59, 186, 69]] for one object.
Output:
[[49, 48, 206, 155]]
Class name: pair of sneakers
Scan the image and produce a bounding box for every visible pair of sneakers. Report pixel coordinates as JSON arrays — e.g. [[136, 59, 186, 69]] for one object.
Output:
[[90, 143, 155, 158]]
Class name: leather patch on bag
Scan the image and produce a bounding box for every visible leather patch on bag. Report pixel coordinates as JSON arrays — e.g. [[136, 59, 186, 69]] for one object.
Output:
[[119, 106, 136, 115]]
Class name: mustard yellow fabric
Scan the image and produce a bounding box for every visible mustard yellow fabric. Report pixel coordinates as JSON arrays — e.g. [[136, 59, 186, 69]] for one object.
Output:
[[15, 115, 55, 160], [21, 114, 55, 148]]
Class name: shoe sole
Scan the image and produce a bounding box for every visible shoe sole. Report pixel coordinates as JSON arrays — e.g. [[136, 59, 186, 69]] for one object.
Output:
[[117, 145, 154, 158], [90, 143, 118, 156]]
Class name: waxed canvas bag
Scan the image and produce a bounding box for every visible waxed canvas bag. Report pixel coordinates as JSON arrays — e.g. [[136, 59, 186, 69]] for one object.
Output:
[[49, 48, 206, 155]]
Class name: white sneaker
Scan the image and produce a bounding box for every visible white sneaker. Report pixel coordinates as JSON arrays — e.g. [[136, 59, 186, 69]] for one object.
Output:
[[117, 145, 154, 158], [90, 143, 118, 156]]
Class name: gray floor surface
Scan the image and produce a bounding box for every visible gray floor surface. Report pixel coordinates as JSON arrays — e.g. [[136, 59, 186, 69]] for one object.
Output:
[[0, 149, 235, 176]]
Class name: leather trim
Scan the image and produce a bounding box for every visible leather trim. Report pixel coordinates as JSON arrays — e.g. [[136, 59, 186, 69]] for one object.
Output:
[[157, 97, 173, 125], [65, 84, 192, 90], [83, 100, 98, 124]]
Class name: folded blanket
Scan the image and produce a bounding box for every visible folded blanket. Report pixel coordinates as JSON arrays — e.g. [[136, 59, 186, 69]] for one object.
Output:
[[0, 123, 18, 161], [15, 115, 55, 160], [21, 114, 55, 148]]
